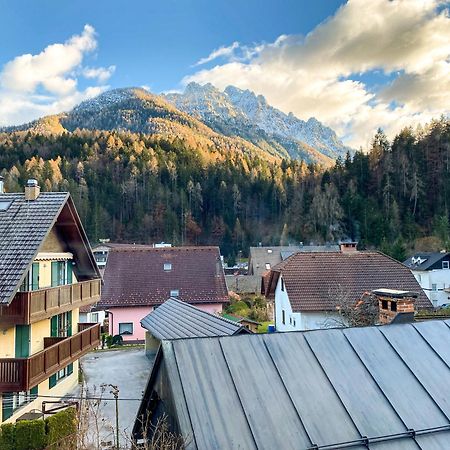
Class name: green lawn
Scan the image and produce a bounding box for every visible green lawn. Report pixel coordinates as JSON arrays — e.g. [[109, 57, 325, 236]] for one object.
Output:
[[257, 321, 274, 334]]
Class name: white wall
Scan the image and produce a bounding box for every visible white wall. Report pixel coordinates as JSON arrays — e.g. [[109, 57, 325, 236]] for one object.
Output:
[[412, 269, 450, 307], [274, 276, 344, 331], [79, 310, 106, 324]]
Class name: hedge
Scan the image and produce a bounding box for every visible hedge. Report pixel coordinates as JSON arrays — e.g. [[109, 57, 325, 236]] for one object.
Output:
[[0, 407, 77, 450]]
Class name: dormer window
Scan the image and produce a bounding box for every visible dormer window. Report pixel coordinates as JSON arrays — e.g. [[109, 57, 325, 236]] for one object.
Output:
[[164, 262, 172, 271], [170, 289, 179, 298]]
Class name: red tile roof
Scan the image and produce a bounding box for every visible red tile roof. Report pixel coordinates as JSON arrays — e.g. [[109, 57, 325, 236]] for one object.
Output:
[[98, 246, 229, 307], [264, 251, 431, 312]]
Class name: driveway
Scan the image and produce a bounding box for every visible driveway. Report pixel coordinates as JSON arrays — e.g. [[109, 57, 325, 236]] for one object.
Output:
[[79, 348, 154, 448]]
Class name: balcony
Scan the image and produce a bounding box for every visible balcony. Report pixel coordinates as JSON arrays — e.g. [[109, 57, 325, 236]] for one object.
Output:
[[0, 323, 100, 392], [0, 279, 101, 327]]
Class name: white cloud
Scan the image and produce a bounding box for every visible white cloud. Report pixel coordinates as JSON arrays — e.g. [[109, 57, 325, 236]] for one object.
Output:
[[186, 0, 450, 148], [194, 42, 240, 66], [0, 25, 115, 126], [83, 65, 116, 83]]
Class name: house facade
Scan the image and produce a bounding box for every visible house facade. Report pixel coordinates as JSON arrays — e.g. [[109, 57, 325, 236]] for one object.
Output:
[[404, 252, 450, 307], [98, 246, 229, 342], [0, 181, 101, 423], [263, 251, 432, 331]]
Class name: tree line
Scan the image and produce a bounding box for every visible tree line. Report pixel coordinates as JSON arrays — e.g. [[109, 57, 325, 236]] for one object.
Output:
[[0, 117, 448, 262]]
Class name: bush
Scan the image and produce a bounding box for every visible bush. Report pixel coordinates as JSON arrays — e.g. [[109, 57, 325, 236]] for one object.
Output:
[[15, 419, 47, 450], [0, 423, 15, 450], [46, 407, 77, 449]]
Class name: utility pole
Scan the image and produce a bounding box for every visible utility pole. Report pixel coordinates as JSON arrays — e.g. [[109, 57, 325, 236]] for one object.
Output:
[[103, 384, 120, 449]]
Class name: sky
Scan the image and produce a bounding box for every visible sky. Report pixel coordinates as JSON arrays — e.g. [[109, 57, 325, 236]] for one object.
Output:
[[0, 0, 448, 148]]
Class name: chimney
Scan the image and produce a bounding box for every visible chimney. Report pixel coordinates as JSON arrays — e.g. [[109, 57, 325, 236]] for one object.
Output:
[[0, 176, 4, 194], [339, 240, 358, 253], [25, 179, 40, 201], [373, 289, 416, 325]]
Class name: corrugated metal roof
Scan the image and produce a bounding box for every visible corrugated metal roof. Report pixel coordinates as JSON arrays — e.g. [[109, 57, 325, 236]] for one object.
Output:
[[140, 298, 247, 339], [136, 320, 450, 449]]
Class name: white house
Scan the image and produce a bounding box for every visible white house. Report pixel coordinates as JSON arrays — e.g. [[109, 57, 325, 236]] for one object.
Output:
[[263, 250, 431, 331], [404, 252, 450, 307]]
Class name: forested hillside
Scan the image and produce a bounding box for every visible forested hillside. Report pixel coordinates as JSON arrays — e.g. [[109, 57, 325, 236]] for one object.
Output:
[[0, 118, 448, 262]]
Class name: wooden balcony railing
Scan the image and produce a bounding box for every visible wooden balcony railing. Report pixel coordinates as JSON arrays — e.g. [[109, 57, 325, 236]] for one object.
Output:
[[0, 323, 100, 392], [0, 279, 101, 327]]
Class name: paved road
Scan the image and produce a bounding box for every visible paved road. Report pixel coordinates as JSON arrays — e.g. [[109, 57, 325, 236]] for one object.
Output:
[[80, 348, 154, 448]]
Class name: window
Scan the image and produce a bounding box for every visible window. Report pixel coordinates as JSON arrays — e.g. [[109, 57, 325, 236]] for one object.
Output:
[[289, 317, 292, 325], [267, 249, 273, 254], [265, 263, 271, 270], [91, 312, 99, 323], [443, 261, 449, 269], [170, 289, 179, 298], [164, 262, 172, 271], [119, 322, 133, 335], [51, 311, 72, 338], [293, 319, 296, 327], [391, 302, 397, 312], [381, 300, 388, 310], [282, 310, 286, 325], [0, 200, 12, 211], [432, 284, 437, 291], [281, 278, 285, 292], [49, 364, 73, 389], [1, 387, 38, 421]]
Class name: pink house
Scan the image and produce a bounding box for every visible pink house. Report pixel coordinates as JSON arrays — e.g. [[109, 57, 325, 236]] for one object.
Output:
[[98, 246, 229, 342]]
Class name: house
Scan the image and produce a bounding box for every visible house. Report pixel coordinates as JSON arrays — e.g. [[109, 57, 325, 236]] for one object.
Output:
[[140, 298, 249, 356], [97, 246, 229, 343], [404, 252, 450, 307], [248, 244, 339, 277], [225, 275, 260, 295], [133, 320, 450, 449], [221, 314, 260, 333], [263, 251, 432, 331], [0, 180, 101, 424]]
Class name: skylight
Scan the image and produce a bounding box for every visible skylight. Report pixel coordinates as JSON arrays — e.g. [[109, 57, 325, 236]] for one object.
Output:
[[0, 200, 12, 211]]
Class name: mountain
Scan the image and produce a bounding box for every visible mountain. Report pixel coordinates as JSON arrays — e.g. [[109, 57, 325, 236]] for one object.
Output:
[[165, 82, 352, 163], [3, 88, 277, 163]]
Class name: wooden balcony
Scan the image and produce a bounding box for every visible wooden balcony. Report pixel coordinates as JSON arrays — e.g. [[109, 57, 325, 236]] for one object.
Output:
[[0, 323, 100, 392], [0, 279, 101, 327]]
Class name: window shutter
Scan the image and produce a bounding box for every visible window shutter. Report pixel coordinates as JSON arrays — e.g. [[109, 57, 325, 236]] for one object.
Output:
[[51, 261, 59, 287], [32, 263, 40, 290], [2, 393, 13, 421], [67, 263, 73, 284], [51, 316, 58, 337], [67, 311, 72, 337], [49, 374, 57, 389], [67, 363, 74, 376]]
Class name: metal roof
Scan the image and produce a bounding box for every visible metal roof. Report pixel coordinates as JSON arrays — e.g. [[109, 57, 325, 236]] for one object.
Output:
[[0, 192, 100, 305], [140, 298, 248, 340], [135, 320, 450, 449], [404, 252, 449, 271]]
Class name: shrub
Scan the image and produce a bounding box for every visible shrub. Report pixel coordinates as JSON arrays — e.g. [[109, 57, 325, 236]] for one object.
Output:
[[0, 423, 15, 450], [15, 419, 47, 450], [46, 407, 77, 449]]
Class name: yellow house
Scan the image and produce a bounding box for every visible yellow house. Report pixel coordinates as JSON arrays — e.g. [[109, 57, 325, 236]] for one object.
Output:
[[0, 179, 101, 423]]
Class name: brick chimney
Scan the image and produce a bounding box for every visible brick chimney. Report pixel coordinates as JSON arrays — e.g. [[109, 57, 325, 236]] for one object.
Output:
[[25, 179, 40, 201], [339, 240, 358, 253], [373, 289, 416, 324]]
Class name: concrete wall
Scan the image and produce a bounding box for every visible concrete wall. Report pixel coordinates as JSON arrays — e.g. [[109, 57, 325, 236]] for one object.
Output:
[[412, 269, 450, 307], [107, 303, 224, 342], [274, 276, 344, 331]]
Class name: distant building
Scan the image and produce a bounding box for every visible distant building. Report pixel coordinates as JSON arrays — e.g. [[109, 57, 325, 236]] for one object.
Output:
[[140, 298, 249, 356], [404, 252, 450, 307], [97, 246, 229, 342], [0, 180, 101, 423], [263, 251, 432, 331], [248, 244, 340, 277], [222, 314, 260, 333], [133, 320, 450, 449], [92, 242, 155, 270]]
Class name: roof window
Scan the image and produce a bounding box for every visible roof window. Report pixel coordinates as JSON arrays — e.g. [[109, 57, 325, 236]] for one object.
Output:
[[0, 200, 12, 211], [164, 262, 172, 271], [170, 289, 179, 298]]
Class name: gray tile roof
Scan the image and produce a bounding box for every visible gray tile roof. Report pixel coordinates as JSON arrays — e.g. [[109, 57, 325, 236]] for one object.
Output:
[[0, 192, 68, 305], [140, 298, 248, 340], [404, 252, 449, 271], [134, 320, 450, 449]]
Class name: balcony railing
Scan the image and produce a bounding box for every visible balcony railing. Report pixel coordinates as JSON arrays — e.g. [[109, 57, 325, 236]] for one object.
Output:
[[0, 279, 101, 326], [0, 323, 100, 392]]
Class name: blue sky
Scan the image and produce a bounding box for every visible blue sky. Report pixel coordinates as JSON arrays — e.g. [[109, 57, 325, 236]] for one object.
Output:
[[0, 0, 345, 92], [0, 0, 448, 148]]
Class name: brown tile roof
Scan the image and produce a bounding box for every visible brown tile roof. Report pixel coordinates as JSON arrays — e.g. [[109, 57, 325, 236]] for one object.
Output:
[[98, 246, 229, 307], [265, 251, 431, 312]]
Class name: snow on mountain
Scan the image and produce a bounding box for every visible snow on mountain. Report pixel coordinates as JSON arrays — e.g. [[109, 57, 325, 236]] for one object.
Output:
[[165, 82, 351, 162]]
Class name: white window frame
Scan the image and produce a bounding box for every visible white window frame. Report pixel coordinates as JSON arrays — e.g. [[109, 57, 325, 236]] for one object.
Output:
[[265, 263, 271, 270], [432, 283, 437, 291], [119, 322, 133, 335], [170, 289, 179, 298], [443, 261, 449, 269], [164, 262, 172, 271]]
